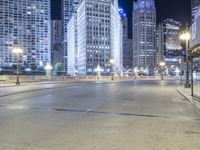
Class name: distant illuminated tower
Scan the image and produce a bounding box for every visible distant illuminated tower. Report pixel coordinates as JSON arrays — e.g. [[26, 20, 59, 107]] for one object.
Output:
[[119, 8, 128, 41], [191, 0, 200, 22], [132, 0, 156, 75], [119, 8, 129, 69], [71, 0, 122, 76], [157, 19, 182, 70], [0, 0, 51, 68], [51, 20, 64, 68]]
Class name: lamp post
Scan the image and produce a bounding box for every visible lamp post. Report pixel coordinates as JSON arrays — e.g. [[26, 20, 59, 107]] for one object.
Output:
[[12, 46, 23, 85], [134, 67, 139, 79], [159, 61, 166, 80], [95, 64, 102, 80], [180, 31, 191, 88], [110, 59, 115, 81], [45, 63, 53, 77]]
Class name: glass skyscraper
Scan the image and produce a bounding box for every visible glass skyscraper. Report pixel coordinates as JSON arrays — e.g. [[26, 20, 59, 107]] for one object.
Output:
[[0, 0, 51, 68], [132, 0, 156, 75], [157, 19, 182, 72]]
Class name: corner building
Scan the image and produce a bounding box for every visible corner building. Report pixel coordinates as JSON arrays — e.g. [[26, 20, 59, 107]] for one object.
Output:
[[132, 0, 156, 75], [0, 0, 51, 68], [76, 0, 122, 76]]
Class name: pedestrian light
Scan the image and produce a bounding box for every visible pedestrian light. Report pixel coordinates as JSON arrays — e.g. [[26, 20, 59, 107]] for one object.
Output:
[[179, 30, 191, 88], [45, 64, 53, 71], [179, 32, 191, 40], [110, 59, 115, 65], [110, 59, 115, 81], [13, 46, 23, 54], [159, 61, 166, 67], [95, 64, 102, 73], [12, 45, 23, 85]]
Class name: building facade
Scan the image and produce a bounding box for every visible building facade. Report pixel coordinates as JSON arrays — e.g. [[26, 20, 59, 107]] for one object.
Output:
[[51, 20, 64, 68], [132, 0, 156, 75], [124, 39, 133, 69], [157, 19, 182, 72], [67, 15, 78, 75], [0, 0, 51, 68], [62, 0, 80, 72], [190, 9, 200, 73], [68, 0, 122, 76], [119, 8, 130, 70], [156, 23, 165, 66], [192, 0, 200, 22]]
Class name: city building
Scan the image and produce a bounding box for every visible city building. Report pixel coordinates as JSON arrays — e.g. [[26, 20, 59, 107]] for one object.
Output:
[[119, 8, 130, 70], [51, 20, 64, 69], [67, 15, 78, 75], [119, 8, 128, 41], [190, 7, 200, 75], [192, 0, 200, 22], [67, 0, 122, 76], [124, 39, 133, 70], [157, 19, 182, 74], [156, 23, 164, 66], [0, 0, 51, 68], [62, 0, 80, 72], [132, 0, 157, 75]]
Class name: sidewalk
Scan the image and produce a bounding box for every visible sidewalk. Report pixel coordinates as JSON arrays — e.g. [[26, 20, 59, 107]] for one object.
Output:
[[177, 86, 200, 113]]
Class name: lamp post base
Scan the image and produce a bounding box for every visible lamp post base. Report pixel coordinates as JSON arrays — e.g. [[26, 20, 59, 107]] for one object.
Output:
[[16, 81, 20, 85], [111, 75, 114, 81], [184, 82, 190, 88]]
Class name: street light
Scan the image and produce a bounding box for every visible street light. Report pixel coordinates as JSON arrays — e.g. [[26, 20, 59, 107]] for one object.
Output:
[[159, 61, 166, 80], [134, 67, 139, 78], [12, 46, 23, 85], [95, 64, 102, 80], [180, 31, 191, 88], [45, 63, 53, 77], [110, 59, 115, 80]]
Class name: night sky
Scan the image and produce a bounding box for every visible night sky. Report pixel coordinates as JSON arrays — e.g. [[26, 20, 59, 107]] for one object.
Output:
[[51, 0, 191, 38]]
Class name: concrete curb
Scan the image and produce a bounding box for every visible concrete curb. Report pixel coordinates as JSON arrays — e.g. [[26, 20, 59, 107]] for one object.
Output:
[[0, 86, 66, 97], [0, 81, 115, 97], [177, 87, 200, 116]]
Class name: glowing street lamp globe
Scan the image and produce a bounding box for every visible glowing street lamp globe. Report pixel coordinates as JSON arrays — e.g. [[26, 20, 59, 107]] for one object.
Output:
[[180, 32, 191, 40], [45, 64, 53, 71], [159, 62, 166, 67], [95, 64, 102, 72], [110, 59, 115, 64], [12, 46, 23, 54]]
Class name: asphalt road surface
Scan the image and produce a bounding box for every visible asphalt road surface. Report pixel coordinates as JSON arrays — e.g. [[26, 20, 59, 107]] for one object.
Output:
[[0, 80, 200, 150]]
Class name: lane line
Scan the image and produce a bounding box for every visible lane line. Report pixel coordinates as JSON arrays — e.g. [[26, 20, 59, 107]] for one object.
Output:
[[0, 104, 199, 121]]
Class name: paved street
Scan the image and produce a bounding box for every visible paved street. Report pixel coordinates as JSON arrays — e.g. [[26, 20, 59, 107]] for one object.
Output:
[[0, 80, 200, 150]]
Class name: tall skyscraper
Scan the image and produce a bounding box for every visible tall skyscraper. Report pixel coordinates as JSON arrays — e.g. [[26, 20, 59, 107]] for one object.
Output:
[[192, 0, 200, 22], [62, 0, 80, 72], [119, 8, 128, 41], [119, 8, 129, 69], [156, 23, 165, 66], [51, 20, 64, 68], [124, 39, 133, 69], [157, 19, 182, 74], [67, 15, 78, 75], [68, 0, 122, 76], [132, 0, 156, 75], [0, 0, 51, 68]]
